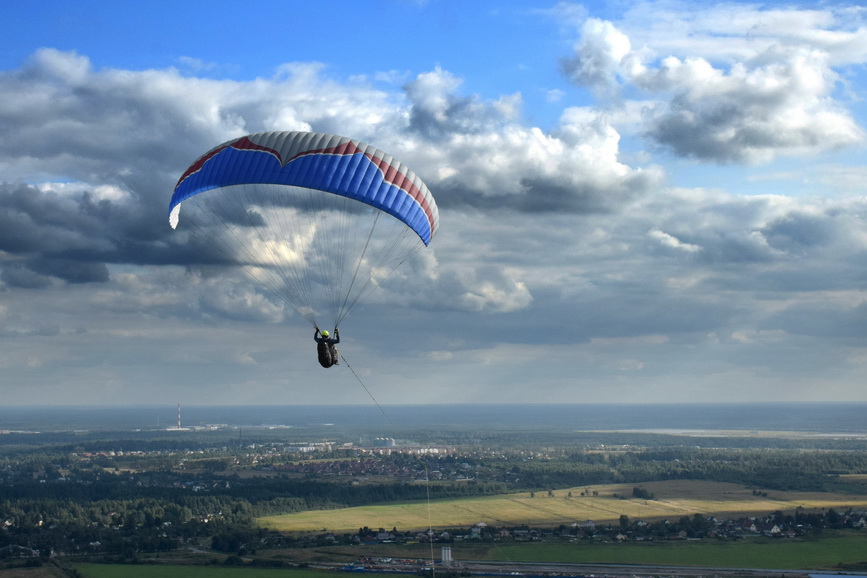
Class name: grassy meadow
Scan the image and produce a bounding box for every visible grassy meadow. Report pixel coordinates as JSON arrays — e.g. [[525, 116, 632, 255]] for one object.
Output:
[[73, 565, 348, 578], [67, 532, 867, 575], [258, 479, 867, 533]]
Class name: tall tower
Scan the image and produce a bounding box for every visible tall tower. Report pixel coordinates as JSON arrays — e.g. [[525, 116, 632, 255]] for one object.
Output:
[[177, 403, 181, 430]]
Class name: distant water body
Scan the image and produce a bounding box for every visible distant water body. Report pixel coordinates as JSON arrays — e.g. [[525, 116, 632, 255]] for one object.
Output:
[[0, 403, 865, 434]]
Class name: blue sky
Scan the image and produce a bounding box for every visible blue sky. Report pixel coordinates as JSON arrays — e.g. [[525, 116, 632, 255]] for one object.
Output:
[[1, 2, 574, 110], [1, 1, 867, 406]]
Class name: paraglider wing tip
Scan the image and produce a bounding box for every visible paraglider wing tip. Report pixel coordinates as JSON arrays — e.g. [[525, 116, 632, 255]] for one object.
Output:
[[169, 203, 181, 230]]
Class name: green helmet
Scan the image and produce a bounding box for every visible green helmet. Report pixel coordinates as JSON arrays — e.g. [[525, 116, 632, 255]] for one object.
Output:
[[321, 330, 329, 337]]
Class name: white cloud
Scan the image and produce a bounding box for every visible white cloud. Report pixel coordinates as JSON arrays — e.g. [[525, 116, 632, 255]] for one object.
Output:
[[649, 228, 702, 253], [560, 3, 866, 163], [562, 18, 638, 91], [610, 2, 867, 66], [546, 88, 565, 103]]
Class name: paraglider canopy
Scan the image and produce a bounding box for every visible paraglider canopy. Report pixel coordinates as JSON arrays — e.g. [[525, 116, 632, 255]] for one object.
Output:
[[170, 131, 438, 244], [169, 131, 438, 330]]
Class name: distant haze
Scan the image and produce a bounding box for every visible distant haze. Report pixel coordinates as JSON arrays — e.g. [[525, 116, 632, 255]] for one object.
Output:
[[2, 403, 866, 435]]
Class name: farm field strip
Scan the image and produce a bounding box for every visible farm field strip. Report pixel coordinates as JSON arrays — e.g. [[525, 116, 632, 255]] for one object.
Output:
[[492, 531, 867, 569], [258, 480, 867, 533], [65, 531, 867, 576], [74, 564, 349, 578]]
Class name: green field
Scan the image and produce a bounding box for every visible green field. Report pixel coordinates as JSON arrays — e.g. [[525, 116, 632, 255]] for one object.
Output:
[[74, 565, 348, 578], [258, 479, 867, 533], [68, 532, 867, 575]]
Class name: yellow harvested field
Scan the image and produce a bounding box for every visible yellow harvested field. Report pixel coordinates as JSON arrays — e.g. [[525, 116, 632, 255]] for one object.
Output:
[[258, 480, 867, 533]]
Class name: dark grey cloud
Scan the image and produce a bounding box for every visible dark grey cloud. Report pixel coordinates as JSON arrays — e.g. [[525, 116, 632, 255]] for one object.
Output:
[[27, 258, 109, 284], [0, 50, 211, 186], [766, 300, 867, 341], [1, 264, 55, 289], [761, 211, 839, 255], [0, 182, 201, 286]]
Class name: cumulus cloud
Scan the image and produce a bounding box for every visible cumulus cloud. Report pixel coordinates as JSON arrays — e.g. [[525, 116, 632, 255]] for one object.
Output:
[[561, 18, 640, 94], [624, 189, 867, 331], [198, 283, 286, 323], [0, 50, 657, 283], [0, 48, 671, 325], [403, 67, 662, 213], [434, 265, 533, 314], [560, 4, 865, 163], [642, 47, 863, 163], [1, 5, 866, 404], [6, 50, 641, 321]]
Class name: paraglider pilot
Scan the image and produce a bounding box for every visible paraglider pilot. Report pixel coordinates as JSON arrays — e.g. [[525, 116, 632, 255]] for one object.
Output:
[[314, 327, 340, 368]]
